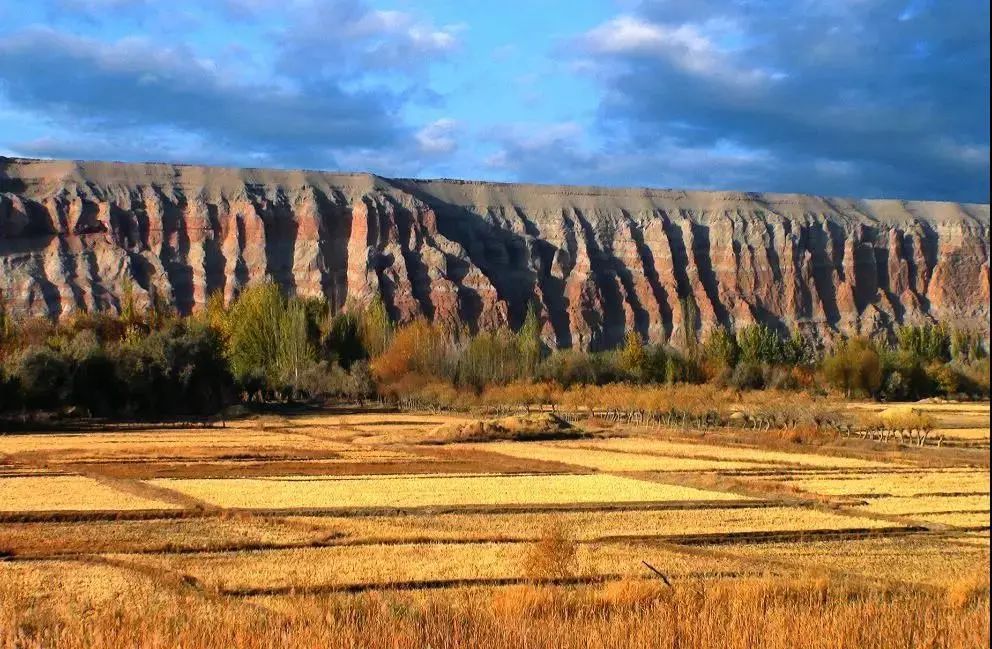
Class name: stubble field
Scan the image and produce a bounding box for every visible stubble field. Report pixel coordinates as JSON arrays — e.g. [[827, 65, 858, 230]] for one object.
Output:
[[0, 401, 989, 648]]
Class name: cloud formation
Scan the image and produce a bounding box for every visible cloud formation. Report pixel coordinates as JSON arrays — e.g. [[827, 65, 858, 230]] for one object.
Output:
[[559, 0, 990, 200], [0, 0, 987, 201]]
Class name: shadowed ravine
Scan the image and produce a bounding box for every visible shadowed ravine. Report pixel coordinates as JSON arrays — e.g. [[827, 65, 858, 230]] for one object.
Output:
[[1, 157, 988, 349]]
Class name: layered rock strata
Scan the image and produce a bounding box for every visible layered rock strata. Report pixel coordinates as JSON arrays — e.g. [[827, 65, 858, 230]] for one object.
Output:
[[1, 157, 988, 349]]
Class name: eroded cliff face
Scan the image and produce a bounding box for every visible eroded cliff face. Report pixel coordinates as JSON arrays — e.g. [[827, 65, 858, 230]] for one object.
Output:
[[1, 157, 989, 349]]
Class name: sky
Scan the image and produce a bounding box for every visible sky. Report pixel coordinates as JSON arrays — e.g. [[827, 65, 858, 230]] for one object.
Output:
[[0, 0, 988, 202]]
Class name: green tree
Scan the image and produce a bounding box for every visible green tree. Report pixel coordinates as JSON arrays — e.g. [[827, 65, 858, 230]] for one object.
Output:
[[357, 295, 392, 357], [516, 303, 543, 379], [324, 312, 366, 369], [896, 324, 950, 362], [618, 330, 647, 380], [822, 338, 882, 397], [679, 296, 699, 354], [736, 324, 785, 365], [276, 299, 317, 387], [950, 329, 987, 362], [702, 328, 738, 370], [226, 281, 284, 383], [15, 346, 72, 409]]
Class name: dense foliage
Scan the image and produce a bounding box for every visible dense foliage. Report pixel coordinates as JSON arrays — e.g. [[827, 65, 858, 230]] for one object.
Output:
[[0, 283, 987, 418]]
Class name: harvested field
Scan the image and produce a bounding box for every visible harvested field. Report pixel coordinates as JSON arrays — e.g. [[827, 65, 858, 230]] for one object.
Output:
[[465, 442, 778, 472], [2, 404, 989, 649], [914, 512, 991, 528], [0, 517, 328, 557], [112, 540, 757, 594], [555, 438, 896, 469], [0, 476, 179, 512], [787, 471, 991, 498], [288, 506, 903, 544], [934, 427, 991, 441], [853, 495, 990, 517], [722, 535, 990, 586], [146, 474, 746, 510], [0, 559, 162, 605]]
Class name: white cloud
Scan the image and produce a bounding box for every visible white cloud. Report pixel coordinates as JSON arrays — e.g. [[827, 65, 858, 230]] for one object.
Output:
[[415, 118, 460, 155]]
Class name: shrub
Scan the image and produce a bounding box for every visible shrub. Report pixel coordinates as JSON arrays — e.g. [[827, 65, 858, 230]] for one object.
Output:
[[522, 520, 578, 581], [730, 362, 765, 390]]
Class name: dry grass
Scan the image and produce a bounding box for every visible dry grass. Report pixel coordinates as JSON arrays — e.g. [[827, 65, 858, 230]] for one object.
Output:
[[429, 413, 577, 443], [147, 474, 746, 510], [853, 495, 990, 516], [110, 540, 754, 592], [933, 427, 991, 441], [1, 405, 989, 648], [788, 471, 990, 498], [0, 576, 987, 649], [556, 438, 898, 469], [724, 535, 990, 586], [0, 476, 179, 512], [467, 442, 778, 472], [521, 519, 579, 580], [288, 506, 900, 544], [0, 516, 328, 556], [914, 512, 991, 528]]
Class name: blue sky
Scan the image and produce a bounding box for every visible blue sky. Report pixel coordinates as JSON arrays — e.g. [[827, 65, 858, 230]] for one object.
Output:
[[0, 0, 988, 201]]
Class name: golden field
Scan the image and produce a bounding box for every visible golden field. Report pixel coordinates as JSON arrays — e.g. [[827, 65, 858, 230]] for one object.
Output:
[[1, 403, 989, 648]]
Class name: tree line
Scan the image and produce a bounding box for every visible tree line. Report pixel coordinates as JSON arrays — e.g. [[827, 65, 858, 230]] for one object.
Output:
[[0, 283, 987, 419]]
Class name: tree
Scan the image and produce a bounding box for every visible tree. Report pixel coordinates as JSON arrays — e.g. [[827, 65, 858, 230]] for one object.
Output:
[[951, 329, 987, 362], [618, 331, 647, 380], [226, 281, 284, 383], [275, 299, 317, 388], [357, 295, 392, 358], [736, 324, 785, 365], [516, 302, 543, 379], [679, 296, 699, 354], [324, 312, 366, 369], [119, 277, 139, 327], [702, 328, 738, 371], [822, 338, 882, 398], [897, 324, 950, 362], [15, 346, 72, 409]]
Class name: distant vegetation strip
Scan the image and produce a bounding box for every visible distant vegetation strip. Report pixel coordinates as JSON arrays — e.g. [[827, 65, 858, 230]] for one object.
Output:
[[0, 282, 987, 421]]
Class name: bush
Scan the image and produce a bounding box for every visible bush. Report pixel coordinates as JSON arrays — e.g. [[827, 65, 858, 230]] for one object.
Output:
[[730, 362, 765, 390], [522, 520, 578, 581]]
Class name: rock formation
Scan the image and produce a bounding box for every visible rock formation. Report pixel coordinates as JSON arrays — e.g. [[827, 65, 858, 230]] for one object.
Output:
[[1, 157, 989, 349]]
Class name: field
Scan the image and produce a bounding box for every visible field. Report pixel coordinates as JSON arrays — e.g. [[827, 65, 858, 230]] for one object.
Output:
[[1, 402, 989, 647]]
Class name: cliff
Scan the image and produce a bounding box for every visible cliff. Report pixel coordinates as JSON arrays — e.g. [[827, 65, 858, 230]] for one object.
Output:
[[1, 157, 989, 349]]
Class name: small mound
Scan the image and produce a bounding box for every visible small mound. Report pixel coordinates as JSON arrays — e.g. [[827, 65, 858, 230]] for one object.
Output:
[[429, 413, 578, 443]]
